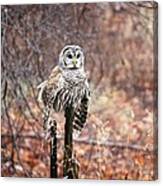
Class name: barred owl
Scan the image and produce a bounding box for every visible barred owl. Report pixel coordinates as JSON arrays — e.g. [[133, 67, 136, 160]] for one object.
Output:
[[37, 45, 90, 139]]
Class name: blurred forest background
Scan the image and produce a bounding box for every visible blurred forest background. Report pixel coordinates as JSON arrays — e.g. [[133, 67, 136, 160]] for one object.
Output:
[[1, 2, 158, 180]]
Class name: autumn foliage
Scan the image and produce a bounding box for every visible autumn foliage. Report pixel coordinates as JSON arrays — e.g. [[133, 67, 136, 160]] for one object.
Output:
[[1, 2, 158, 180]]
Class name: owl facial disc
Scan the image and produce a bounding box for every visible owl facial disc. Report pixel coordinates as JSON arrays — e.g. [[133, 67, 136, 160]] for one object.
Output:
[[59, 45, 84, 70]]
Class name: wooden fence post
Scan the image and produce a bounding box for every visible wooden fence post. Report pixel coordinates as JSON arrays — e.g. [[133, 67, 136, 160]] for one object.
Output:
[[63, 105, 78, 178], [49, 105, 79, 178], [50, 120, 58, 178]]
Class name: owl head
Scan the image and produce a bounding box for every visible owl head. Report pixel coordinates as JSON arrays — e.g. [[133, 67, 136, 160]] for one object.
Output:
[[59, 45, 84, 70]]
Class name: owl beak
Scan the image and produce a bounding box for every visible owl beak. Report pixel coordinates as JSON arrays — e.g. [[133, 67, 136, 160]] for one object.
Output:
[[72, 57, 77, 66]]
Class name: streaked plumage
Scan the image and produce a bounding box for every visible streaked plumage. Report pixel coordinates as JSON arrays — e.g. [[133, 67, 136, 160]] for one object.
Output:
[[38, 45, 90, 139]]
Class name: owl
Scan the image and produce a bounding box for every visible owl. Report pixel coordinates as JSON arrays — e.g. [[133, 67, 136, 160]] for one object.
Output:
[[37, 45, 90, 139]]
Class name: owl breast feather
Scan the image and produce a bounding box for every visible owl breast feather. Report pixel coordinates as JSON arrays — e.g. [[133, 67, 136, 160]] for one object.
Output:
[[52, 70, 89, 112]]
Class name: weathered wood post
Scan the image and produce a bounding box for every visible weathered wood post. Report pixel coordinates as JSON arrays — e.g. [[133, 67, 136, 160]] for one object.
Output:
[[63, 105, 78, 178], [50, 120, 58, 178], [49, 105, 79, 178]]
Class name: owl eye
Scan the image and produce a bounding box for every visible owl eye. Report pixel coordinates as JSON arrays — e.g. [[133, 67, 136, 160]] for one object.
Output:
[[76, 53, 81, 58], [67, 54, 72, 59]]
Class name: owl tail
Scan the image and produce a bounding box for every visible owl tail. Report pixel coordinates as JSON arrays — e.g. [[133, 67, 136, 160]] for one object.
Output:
[[37, 80, 47, 103]]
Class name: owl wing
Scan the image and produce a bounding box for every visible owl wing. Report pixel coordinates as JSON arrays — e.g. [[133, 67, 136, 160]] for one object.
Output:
[[37, 65, 62, 106], [73, 88, 90, 136]]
